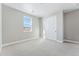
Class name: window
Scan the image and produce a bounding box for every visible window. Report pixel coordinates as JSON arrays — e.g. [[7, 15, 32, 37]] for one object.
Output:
[[23, 16, 32, 32]]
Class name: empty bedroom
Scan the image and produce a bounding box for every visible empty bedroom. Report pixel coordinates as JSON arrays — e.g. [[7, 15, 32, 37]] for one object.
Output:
[[0, 3, 79, 56]]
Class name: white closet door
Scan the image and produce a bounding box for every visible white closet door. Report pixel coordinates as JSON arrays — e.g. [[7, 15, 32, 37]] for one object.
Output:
[[45, 16, 57, 40]]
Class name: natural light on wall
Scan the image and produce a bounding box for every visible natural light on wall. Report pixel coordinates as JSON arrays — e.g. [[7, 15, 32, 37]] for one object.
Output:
[[23, 16, 32, 32]]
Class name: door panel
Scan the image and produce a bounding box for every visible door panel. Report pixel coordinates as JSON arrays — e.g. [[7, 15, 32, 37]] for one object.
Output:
[[44, 16, 57, 40]]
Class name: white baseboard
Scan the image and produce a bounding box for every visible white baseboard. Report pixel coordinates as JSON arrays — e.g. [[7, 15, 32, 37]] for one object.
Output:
[[47, 38, 63, 43], [2, 37, 38, 48], [64, 39, 79, 44], [54, 39, 63, 43]]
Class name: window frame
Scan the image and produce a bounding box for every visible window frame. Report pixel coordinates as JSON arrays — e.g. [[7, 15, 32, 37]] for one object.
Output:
[[23, 16, 32, 32]]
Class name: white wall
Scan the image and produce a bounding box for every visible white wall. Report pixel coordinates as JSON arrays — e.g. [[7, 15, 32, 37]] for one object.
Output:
[[43, 11, 64, 42], [0, 3, 2, 54], [56, 11, 64, 42], [64, 10, 79, 42], [39, 18, 43, 38], [2, 5, 40, 44]]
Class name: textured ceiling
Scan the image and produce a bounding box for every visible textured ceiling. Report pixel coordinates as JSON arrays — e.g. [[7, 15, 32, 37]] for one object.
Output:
[[3, 3, 79, 17]]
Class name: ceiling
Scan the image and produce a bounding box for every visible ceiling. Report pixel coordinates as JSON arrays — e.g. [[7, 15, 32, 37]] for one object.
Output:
[[3, 3, 79, 18]]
